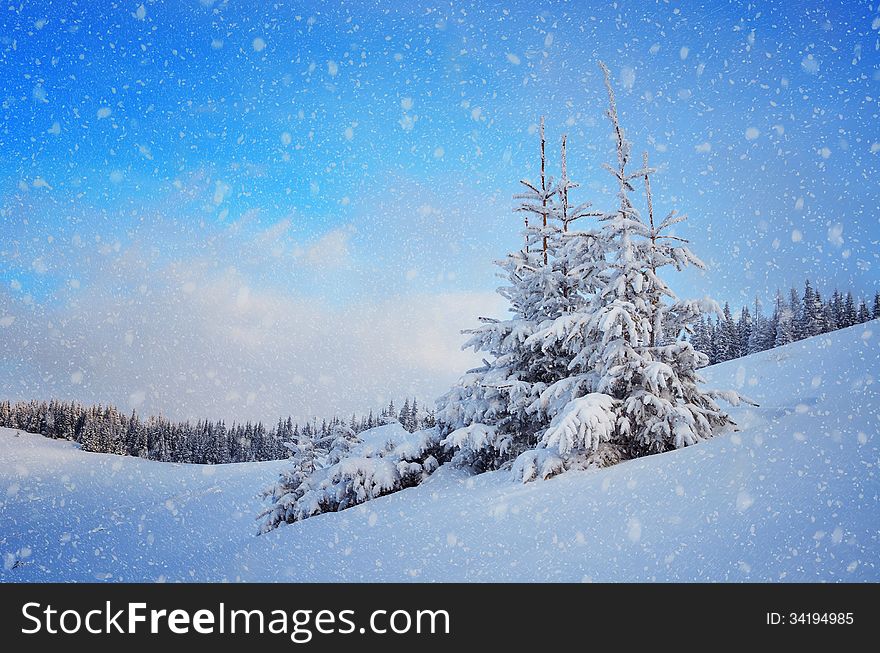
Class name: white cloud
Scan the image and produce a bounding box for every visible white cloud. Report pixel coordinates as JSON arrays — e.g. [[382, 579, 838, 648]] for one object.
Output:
[[302, 226, 354, 269], [0, 169, 510, 425], [251, 219, 292, 260], [0, 260, 498, 422]]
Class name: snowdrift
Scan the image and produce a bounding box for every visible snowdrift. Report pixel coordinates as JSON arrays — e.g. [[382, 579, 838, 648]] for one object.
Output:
[[1, 322, 877, 581]]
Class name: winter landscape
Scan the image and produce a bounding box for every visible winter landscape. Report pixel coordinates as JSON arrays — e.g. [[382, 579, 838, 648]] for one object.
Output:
[[1, 2, 879, 583], [2, 322, 879, 581]]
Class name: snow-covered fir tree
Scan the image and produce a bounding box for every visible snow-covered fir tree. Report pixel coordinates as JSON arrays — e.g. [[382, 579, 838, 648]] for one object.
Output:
[[522, 63, 743, 469], [397, 397, 422, 433], [441, 62, 745, 482], [324, 422, 362, 466], [436, 114, 606, 472], [405, 398, 420, 432], [258, 421, 444, 532], [257, 431, 319, 533]]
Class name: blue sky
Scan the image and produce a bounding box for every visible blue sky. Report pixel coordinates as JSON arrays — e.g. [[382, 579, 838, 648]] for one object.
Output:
[[1, 0, 878, 421]]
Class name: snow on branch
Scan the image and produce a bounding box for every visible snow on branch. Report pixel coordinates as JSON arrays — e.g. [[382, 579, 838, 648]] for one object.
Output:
[[259, 424, 444, 532], [541, 394, 617, 456]]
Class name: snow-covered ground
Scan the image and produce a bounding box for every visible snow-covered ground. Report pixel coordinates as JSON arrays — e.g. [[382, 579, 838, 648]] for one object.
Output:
[[1, 322, 878, 582]]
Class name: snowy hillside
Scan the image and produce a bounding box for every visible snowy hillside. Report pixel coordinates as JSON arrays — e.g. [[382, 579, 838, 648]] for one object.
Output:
[[1, 322, 878, 582]]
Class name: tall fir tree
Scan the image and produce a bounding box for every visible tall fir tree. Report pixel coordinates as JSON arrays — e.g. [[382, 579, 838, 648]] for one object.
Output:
[[517, 62, 744, 477], [437, 116, 568, 470], [442, 62, 744, 483]]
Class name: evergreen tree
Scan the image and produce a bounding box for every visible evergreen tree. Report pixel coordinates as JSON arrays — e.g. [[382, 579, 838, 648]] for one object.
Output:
[[398, 398, 411, 431], [257, 431, 318, 534], [690, 316, 709, 355], [747, 296, 767, 353], [518, 63, 743, 476], [799, 280, 822, 337], [718, 303, 739, 361], [325, 423, 362, 465], [408, 398, 419, 432], [788, 288, 802, 341], [737, 307, 752, 358], [706, 319, 719, 364], [437, 115, 599, 470], [126, 409, 147, 458], [773, 290, 794, 347], [442, 62, 743, 483], [79, 414, 103, 454], [857, 299, 871, 323], [842, 292, 857, 328], [821, 296, 837, 333], [829, 290, 843, 331]]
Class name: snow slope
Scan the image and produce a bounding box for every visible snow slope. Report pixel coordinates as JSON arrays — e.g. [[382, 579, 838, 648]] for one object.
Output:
[[1, 322, 878, 581]]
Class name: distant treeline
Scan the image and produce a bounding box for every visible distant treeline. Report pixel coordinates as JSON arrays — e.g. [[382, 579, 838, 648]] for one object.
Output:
[[0, 397, 435, 464], [692, 282, 878, 364]]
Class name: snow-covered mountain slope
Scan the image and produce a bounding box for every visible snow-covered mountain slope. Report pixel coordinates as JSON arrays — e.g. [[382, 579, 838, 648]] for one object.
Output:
[[1, 321, 878, 582]]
